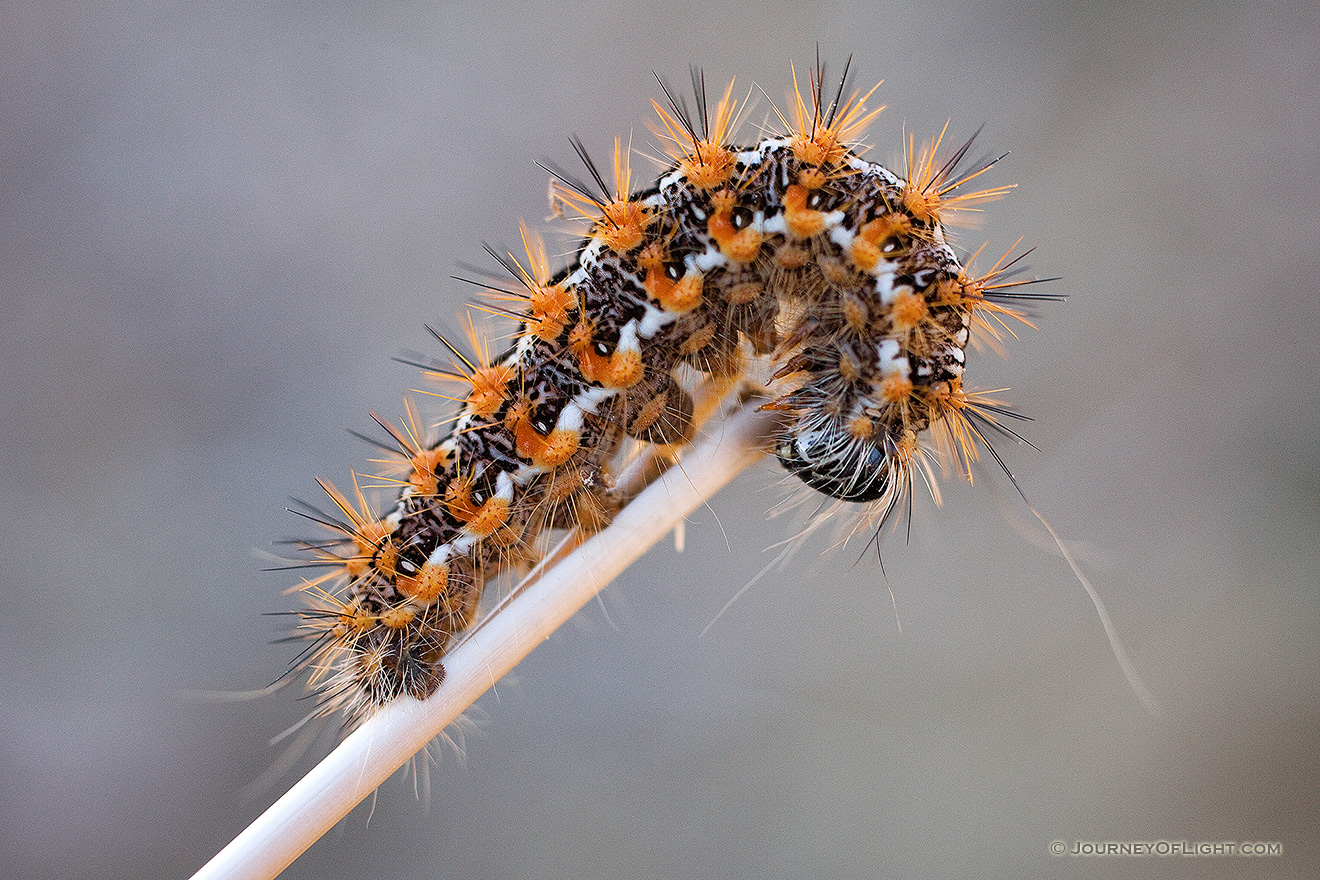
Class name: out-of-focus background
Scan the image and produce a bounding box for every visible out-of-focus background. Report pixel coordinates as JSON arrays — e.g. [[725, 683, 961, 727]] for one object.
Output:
[[3, 2, 1317, 878]]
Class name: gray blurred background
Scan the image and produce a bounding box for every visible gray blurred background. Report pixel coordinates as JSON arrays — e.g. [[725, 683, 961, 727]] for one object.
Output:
[[3, 2, 1317, 878]]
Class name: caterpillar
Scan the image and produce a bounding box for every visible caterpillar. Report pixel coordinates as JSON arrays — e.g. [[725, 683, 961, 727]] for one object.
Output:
[[281, 62, 1049, 726]]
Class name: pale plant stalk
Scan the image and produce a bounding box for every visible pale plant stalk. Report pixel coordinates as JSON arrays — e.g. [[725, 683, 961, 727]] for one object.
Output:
[[190, 402, 781, 880]]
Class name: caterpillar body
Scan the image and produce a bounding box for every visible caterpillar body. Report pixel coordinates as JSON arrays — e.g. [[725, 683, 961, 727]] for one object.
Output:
[[286, 65, 1045, 724]]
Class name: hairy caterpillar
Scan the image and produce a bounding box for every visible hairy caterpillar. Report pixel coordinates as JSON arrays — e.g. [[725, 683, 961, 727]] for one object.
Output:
[[281, 62, 1049, 725]]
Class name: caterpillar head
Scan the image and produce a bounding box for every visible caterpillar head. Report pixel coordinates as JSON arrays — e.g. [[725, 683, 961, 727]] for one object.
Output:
[[775, 421, 894, 503]]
